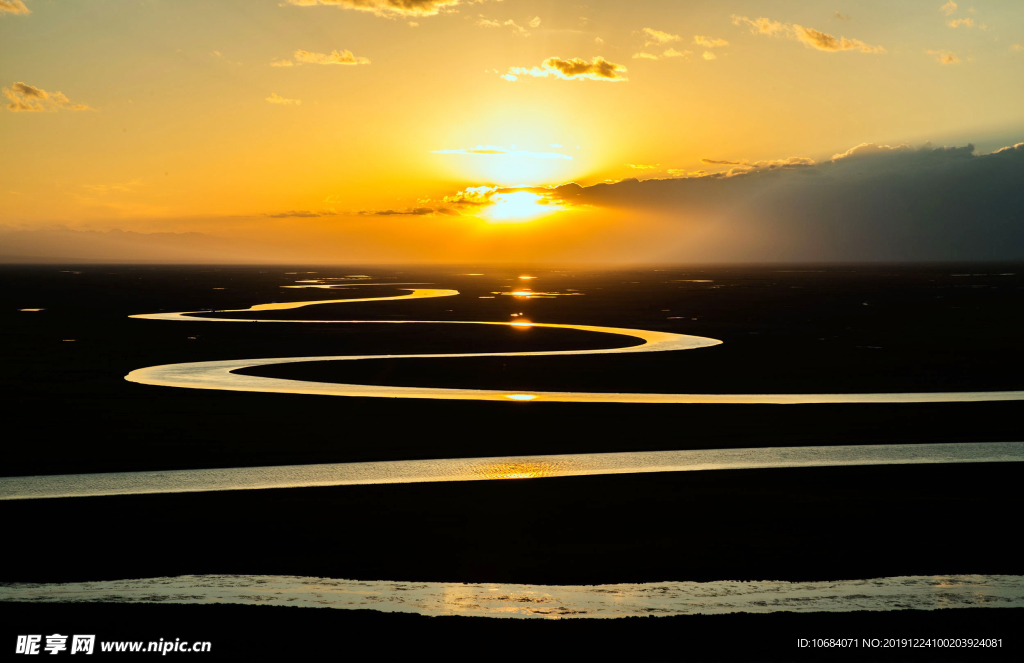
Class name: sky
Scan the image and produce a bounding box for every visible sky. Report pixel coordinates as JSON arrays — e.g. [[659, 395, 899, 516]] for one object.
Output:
[[2, 0, 1023, 263]]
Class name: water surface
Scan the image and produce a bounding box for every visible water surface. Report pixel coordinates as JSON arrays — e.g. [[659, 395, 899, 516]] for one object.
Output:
[[2, 574, 1020, 619], [2, 442, 1020, 501]]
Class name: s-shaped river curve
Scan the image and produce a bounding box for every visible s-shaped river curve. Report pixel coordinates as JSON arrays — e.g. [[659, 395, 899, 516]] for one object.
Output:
[[126, 282, 1024, 405]]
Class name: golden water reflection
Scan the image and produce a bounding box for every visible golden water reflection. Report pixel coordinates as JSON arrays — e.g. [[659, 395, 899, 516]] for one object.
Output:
[[475, 461, 559, 480]]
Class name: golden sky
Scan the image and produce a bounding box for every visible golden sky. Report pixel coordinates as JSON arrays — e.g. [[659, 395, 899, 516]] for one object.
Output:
[[2, 1, 1023, 263]]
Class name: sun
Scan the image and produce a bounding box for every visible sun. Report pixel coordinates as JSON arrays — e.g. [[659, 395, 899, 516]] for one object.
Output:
[[482, 191, 562, 223]]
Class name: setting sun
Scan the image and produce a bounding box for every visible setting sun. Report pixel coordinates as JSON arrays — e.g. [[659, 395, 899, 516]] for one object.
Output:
[[482, 192, 562, 223]]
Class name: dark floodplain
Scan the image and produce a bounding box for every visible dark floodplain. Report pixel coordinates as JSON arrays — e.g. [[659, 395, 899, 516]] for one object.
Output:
[[2, 264, 1023, 660]]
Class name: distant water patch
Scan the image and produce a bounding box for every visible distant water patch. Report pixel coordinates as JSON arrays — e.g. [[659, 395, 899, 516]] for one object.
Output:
[[1, 442, 1021, 501], [2, 574, 1021, 619]]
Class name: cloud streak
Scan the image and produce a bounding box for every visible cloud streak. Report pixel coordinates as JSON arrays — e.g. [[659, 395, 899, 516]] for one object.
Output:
[[265, 210, 333, 218], [642, 28, 681, 46], [265, 93, 301, 105], [0, 0, 30, 15], [926, 49, 960, 64], [732, 15, 884, 53], [503, 56, 627, 82], [693, 35, 728, 48], [432, 144, 572, 159], [477, 17, 530, 36], [3, 82, 91, 112], [294, 49, 370, 65], [285, 0, 461, 19]]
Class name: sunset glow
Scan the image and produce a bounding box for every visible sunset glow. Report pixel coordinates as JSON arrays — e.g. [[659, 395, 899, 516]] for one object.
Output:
[[1, 1, 1022, 264]]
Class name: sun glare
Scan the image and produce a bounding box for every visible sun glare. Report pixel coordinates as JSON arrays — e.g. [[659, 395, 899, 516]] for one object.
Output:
[[483, 192, 561, 223]]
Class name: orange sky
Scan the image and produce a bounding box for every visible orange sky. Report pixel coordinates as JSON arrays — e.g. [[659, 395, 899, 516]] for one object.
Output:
[[2, 1, 1023, 262]]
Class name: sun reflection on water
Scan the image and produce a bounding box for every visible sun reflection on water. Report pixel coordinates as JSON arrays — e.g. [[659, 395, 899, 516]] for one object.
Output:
[[475, 461, 555, 480]]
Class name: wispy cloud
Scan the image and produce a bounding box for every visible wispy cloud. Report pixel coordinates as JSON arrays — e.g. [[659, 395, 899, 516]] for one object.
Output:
[[732, 15, 884, 53], [3, 82, 92, 112], [696, 156, 816, 175], [477, 17, 529, 37], [265, 210, 334, 218], [926, 49, 960, 64], [627, 164, 659, 170], [693, 35, 728, 48], [940, 2, 958, 16], [731, 15, 786, 36], [502, 56, 627, 82], [834, 12, 851, 21], [361, 207, 438, 216], [0, 0, 30, 15], [432, 144, 572, 160], [702, 51, 717, 60], [947, 18, 974, 28], [642, 27, 681, 46], [265, 93, 301, 105], [293, 49, 370, 65], [285, 0, 462, 19], [528, 16, 541, 29]]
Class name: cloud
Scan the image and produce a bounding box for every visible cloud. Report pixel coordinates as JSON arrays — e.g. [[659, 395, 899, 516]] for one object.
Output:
[[270, 60, 295, 67], [528, 16, 540, 28], [940, 2, 958, 16], [265, 93, 301, 104], [363, 207, 436, 216], [503, 56, 627, 82], [293, 49, 370, 65], [947, 18, 974, 28], [531, 142, 1024, 261], [439, 184, 566, 216], [695, 156, 816, 174], [642, 27, 681, 46], [3, 82, 92, 112], [431, 144, 572, 159], [667, 169, 708, 178], [265, 210, 332, 218], [702, 51, 717, 60], [634, 49, 691, 61], [992, 142, 1024, 154], [731, 15, 786, 36], [627, 164, 659, 170], [285, 0, 461, 19], [792, 25, 885, 52], [830, 143, 914, 160], [477, 17, 529, 36], [835, 12, 851, 21], [1012, 44, 1023, 52], [0, 0, 30, 15], [693, 35, 728, 48], [732, 15, 884, 53], [926, 49, 960, 64]]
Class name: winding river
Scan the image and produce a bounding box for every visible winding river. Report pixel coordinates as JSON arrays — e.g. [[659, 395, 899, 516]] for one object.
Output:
[[125, 282, 1024, 405], [4, 278, 1020, 620]]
